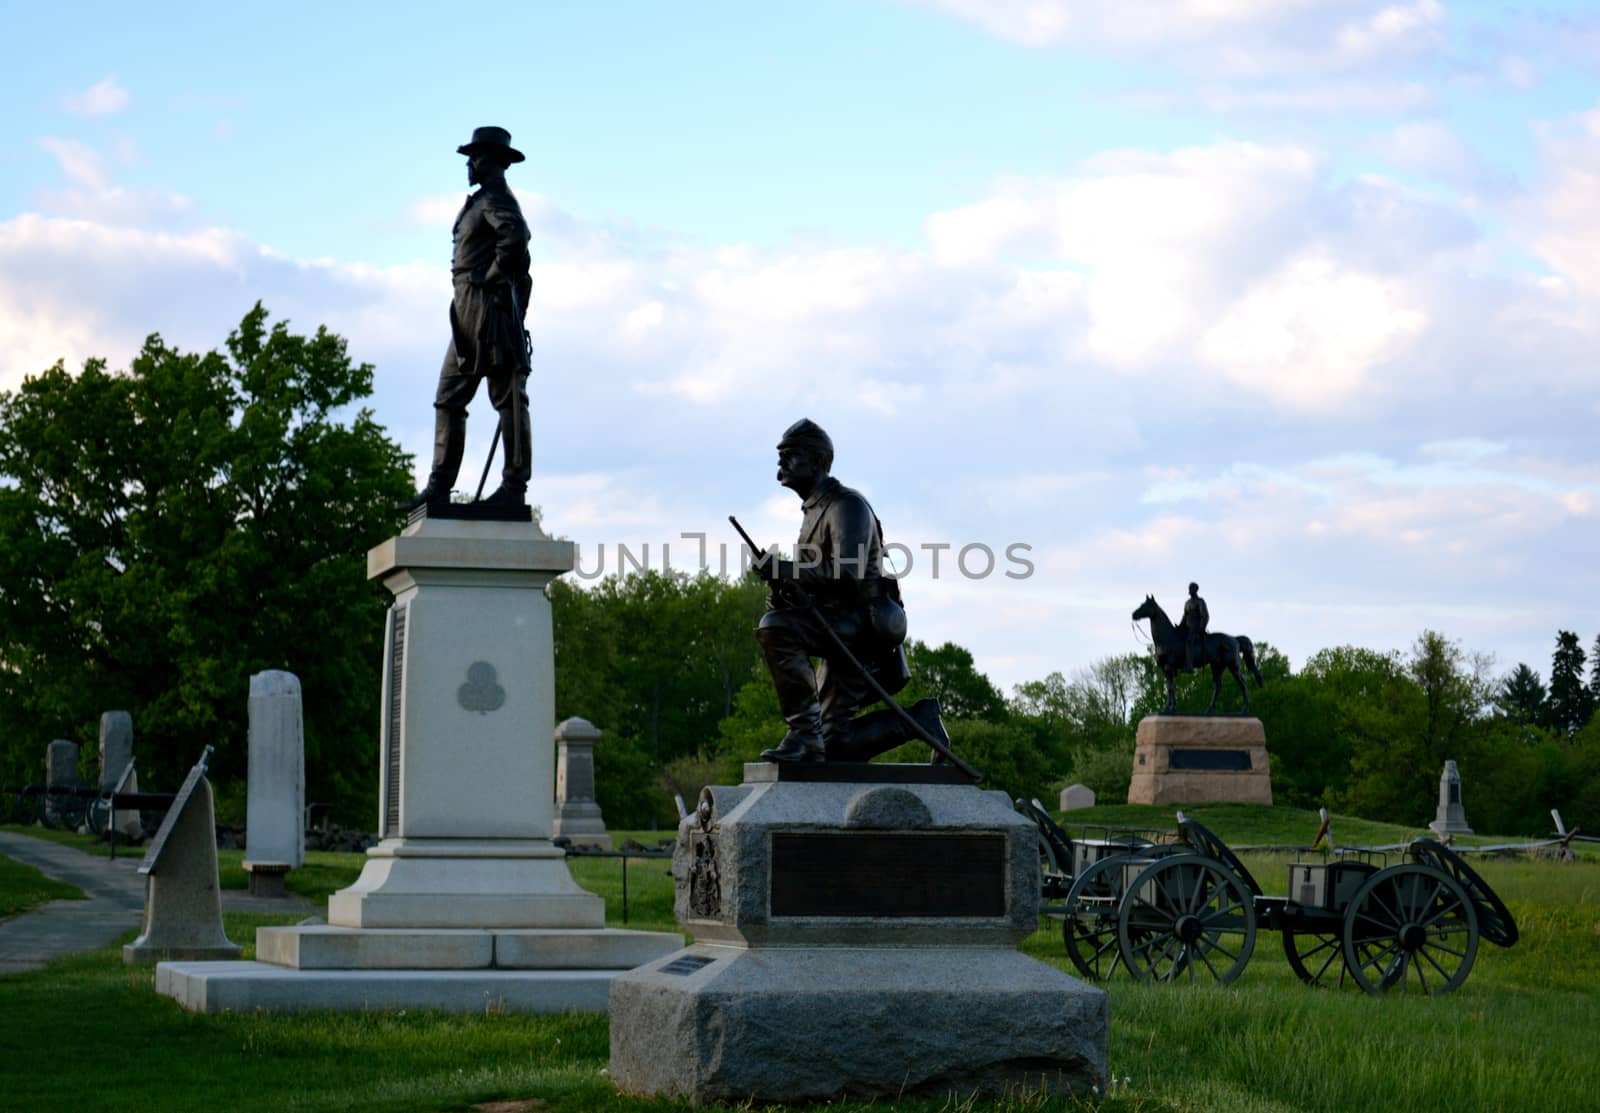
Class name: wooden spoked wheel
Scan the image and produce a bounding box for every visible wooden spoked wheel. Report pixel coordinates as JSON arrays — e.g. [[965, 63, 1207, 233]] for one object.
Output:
[[1341, 864, 1479, 996], [1410, 839, 1519, 948], [1061, 855, 1133, 981], [1118, 855, 1258, 984], [1280, 916, 1347, 988]]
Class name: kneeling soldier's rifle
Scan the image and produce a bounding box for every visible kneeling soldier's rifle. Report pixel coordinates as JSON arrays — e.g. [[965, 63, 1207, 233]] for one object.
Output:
[[729, 514, 981, 783]]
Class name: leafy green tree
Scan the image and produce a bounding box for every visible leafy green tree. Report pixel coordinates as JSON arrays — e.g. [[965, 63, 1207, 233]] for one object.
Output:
[[1010, 654, 1146, 798], [550, 570, 767, 827], [901, 640, 1009, 721], [1547, 631, 1592, 735], [1496, 663, 1548, 725], [0, 305, 411, 819]]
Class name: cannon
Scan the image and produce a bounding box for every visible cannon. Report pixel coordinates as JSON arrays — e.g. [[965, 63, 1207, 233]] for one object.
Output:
[[1020, 802, 1519, 996]]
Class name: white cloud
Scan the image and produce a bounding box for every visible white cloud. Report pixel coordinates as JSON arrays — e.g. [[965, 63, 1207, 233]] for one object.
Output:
[[61, 74, 130, 117], [918, 0, 1444, 77], [1200, 252, 1426, 408], [38, 138, 108, 190], [1525, 102, 1600, 310]]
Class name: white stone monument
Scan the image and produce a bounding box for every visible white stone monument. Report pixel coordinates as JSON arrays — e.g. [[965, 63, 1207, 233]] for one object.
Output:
[[244, 670, 305, 897], [1429, 759, 1473, 837], [45, 739, 78, 827], [552, 716, 612, 848], [157, 515, 681, 1013], [99, 710, 142, 838], [1059, 783, 1096, 811]]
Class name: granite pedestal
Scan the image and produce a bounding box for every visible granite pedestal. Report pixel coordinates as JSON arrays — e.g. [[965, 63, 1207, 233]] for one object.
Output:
[[609, 763, 1108, 1103], [158, 516, 680, 1012], [1127, 716, 1273, 806]]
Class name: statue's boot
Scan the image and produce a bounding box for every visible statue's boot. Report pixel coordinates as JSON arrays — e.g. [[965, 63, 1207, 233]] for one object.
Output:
[[826, 698, 950, 764], [397, 409, 466, 512], [760, 704, 823, 763]]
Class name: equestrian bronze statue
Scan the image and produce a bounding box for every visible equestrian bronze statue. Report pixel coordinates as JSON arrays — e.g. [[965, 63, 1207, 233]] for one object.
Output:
[[1133, 593, 1263, 715]]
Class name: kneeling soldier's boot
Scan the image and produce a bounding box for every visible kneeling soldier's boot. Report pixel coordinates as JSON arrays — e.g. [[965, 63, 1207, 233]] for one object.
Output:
[[761, 704, 824, 763]]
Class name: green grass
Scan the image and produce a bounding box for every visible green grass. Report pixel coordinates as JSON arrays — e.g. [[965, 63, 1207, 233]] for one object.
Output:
[[3, 816, 1598, 1111], [0, 852, 86, 919]]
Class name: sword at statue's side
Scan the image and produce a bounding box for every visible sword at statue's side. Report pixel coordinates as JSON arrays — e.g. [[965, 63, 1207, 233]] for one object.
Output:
[[728, 514, 982, 784]]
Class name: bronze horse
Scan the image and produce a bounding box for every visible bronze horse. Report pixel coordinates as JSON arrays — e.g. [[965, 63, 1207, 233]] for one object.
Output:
[[1133, 595, 1263, 715]]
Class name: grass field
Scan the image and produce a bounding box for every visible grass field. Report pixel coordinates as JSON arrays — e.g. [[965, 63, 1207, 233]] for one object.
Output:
[[0, 852, 85, 919], [1, 812, 1596, 1112]]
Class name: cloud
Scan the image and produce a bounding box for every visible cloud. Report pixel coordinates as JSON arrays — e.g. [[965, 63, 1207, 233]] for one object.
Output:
[[61, 74, 130, 117], [5, 128, 1599, 695], [918, 0, 1445, 77], [1524, 102, 1600, 313], [35, 137, 194, 227], [38, 138, 108, 190], [1200, 251, 1427, 408]]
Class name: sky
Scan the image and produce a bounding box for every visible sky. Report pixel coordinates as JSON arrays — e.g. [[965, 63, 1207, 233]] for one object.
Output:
[[3, 0, 1599, 696]]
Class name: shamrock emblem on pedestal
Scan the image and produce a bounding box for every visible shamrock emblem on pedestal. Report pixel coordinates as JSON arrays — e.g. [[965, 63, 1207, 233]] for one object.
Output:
[[457, 661, 506, 715]]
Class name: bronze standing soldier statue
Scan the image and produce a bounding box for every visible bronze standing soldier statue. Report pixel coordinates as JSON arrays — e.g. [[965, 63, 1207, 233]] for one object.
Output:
[[751, 419, 951, 764], [401, 126, 533, 513]]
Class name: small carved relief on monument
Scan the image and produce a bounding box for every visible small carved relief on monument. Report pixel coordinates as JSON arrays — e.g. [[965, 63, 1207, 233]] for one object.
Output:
[[687, 832, 721, 919], [457, 661, 506, 714]]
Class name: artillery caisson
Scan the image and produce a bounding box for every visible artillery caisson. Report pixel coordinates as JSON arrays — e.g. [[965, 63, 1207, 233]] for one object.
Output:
[[1020, 802, 1519, 996]]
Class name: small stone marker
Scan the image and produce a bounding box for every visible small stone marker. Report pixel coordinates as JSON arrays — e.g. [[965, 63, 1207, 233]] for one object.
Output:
[[1429, 759, 1473, 836], [1059, 783, 1096, 811], [245, 669, 305, 896], [99, 710, 142, 838], [551, 716, 611, 848], [124, 746, 241, 965], [45, 739, 78, 826]]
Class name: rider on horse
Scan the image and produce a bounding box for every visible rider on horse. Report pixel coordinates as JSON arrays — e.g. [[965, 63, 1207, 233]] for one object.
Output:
[[1182, 582, 1208, 671]]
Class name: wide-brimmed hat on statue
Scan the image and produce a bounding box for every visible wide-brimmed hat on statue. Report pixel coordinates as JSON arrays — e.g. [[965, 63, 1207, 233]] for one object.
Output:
[[456, 125, 525, 164]]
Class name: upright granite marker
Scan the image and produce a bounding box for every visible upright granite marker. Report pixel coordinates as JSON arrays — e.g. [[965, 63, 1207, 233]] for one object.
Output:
[[552, 717, 611, 848], [125, 747, 241, 965], [45, 739, 78, 827], [1429, 760, 1473, 836], [98, 711, 142, 839], [609, 765, 1108, 1102], [245, 670, 305, 897]]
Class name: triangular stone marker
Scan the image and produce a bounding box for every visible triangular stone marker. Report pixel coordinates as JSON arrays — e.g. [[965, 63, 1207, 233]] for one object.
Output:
[[124, 746, 241, 965]]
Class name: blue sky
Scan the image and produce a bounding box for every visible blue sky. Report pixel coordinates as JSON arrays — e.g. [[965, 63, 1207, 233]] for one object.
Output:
[[4, 0, 1600, 696]]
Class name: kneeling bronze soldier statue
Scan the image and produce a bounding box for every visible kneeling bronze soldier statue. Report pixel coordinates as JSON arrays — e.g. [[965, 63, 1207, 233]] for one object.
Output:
[[738, 419, 969, 773]]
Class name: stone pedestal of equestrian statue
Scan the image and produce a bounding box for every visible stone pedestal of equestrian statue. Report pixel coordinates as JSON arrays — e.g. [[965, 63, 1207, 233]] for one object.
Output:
[[1127, 716, 1273, 806]]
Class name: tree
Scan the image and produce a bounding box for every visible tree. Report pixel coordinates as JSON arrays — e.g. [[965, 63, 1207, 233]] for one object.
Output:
[[901, 640, 1009, 721], [550, 570, 768, 828], [1589, 634, 1600, 721], [0, 305, 412, 818], [1548, 630, 1592, 735], [1496, 664, 1548, 725]]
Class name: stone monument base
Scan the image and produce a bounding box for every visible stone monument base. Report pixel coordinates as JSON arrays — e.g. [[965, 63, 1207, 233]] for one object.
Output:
[[326, 838, 604, 929], [1127, 716, 1272, 806], [156, 925, 681, 1014], [611, 943, 1105, 1103]]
